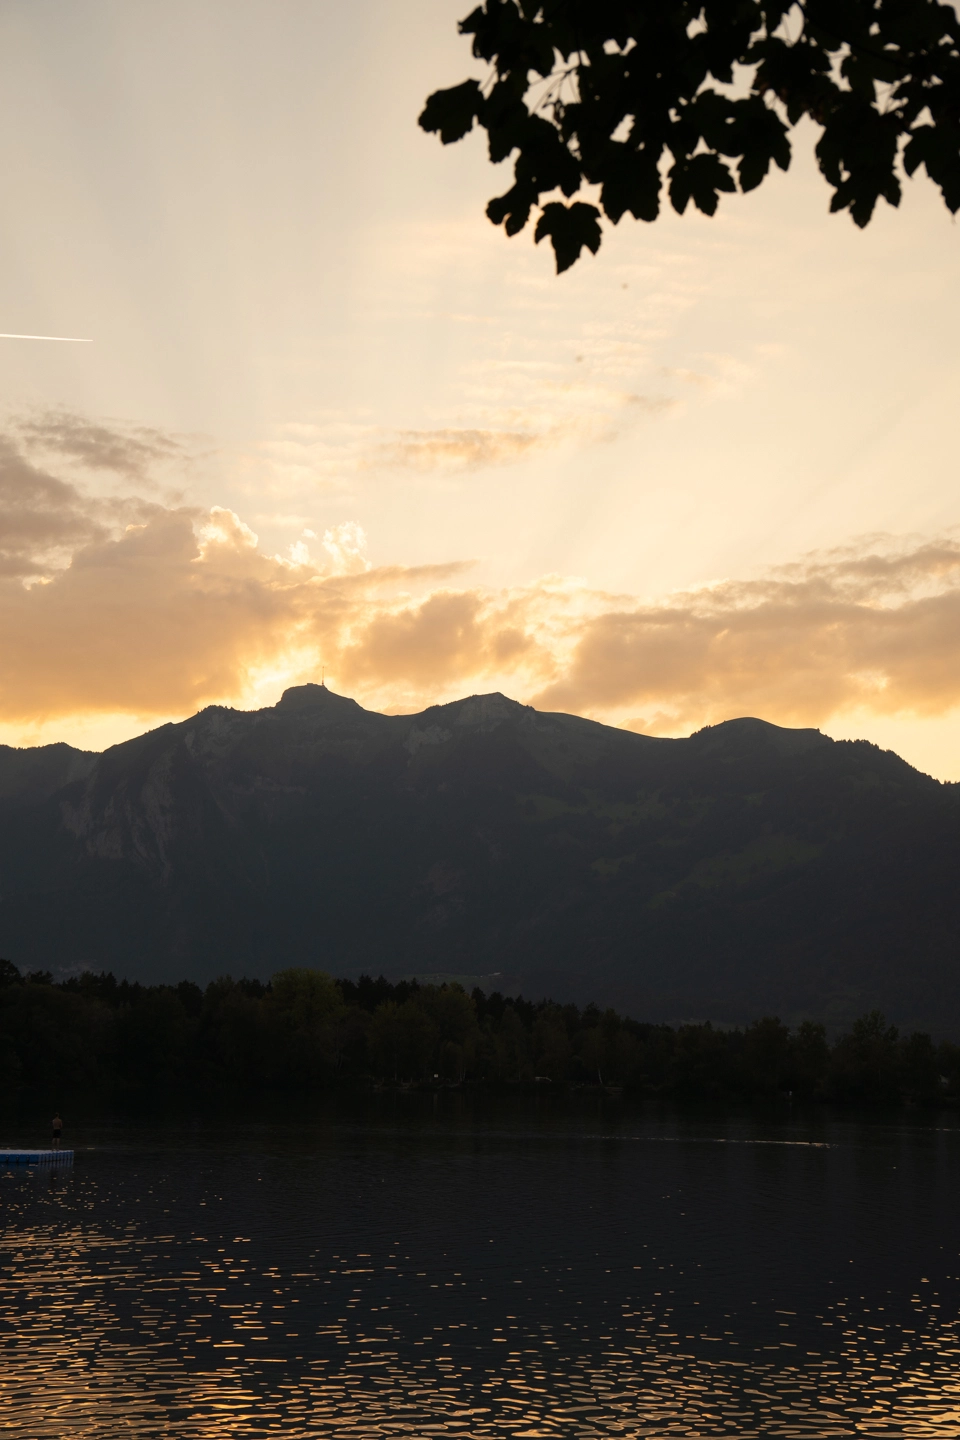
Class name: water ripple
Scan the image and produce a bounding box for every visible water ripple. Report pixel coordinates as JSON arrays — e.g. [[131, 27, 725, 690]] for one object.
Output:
[[1, 1113, 959, 1436]]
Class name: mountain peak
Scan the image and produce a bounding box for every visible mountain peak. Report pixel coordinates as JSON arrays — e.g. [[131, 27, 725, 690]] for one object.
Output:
[[274, 684, 363, 714], [446, 693, 531, 731], [691, 716, 830, 757]]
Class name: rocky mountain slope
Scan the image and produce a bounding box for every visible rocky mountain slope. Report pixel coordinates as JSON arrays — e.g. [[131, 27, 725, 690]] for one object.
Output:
[[1, 685, 958, 1029]]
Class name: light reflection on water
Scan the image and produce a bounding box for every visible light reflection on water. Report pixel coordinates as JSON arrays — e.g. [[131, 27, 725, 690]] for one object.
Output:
[[1, 1108, 960, 1436]]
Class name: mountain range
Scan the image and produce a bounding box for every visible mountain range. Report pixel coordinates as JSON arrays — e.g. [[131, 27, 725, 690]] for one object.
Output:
[[1, 685, 958, 1031]]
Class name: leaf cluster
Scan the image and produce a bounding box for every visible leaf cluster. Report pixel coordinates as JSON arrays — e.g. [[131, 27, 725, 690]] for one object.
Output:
[[419, 0, 960, 270]]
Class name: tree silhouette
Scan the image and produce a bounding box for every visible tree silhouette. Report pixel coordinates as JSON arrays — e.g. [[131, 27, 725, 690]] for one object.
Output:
[[420, 1, 960, 271]]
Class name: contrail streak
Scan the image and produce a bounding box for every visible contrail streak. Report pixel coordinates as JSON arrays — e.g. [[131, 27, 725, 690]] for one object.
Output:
[[0, 332, 92, 343]]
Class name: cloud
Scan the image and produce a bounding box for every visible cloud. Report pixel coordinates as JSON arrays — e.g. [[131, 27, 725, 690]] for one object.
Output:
[[364, 399, 677, 473], [4, 421, 960, 740], [15, 409, 189, 483], [0, 438, 119, 578], [250, 376, 675, 493], [321, 521, 371, 574], [369, 427, 546, 471], [251, 418, 578, 489], [532, 539, 960, 731], [0, 427, 486, 720], [0, 505, 283, 717], [338, 590, 544, 691]]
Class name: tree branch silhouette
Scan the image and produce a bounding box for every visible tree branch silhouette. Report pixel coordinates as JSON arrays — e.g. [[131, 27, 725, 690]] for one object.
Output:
[[420, 0, 960, 271]]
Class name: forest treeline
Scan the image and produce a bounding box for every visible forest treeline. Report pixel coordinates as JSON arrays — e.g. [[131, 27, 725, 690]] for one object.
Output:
[[1, 959, 959, 1107]]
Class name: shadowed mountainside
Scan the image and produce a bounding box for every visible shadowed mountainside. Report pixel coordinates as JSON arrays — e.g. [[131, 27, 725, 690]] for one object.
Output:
[[0, 685, 957, 1030]]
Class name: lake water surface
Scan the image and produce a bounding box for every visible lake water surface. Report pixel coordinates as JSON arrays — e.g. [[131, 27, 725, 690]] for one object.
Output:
[[2, 1100, 960, 1437]]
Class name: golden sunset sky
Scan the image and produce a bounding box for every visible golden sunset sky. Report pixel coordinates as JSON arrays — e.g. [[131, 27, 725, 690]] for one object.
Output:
[[2, 0, 960, 777]]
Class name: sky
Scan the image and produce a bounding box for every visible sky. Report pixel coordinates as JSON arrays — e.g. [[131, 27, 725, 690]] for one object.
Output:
[[2, 0, 960, 778]]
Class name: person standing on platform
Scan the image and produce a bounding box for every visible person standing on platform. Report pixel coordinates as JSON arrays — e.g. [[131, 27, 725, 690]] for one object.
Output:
[[52, 1113, 62, 1149]]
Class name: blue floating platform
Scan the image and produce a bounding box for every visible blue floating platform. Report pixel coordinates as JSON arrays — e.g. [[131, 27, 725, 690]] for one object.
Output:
[[0, 1148, 73, 1166]]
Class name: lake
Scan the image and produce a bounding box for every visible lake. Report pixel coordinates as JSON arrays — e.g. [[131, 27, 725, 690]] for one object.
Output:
[[1, 1098, 959, 1436]]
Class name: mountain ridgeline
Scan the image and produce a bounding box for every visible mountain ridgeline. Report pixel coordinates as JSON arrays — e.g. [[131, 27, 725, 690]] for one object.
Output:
[[0, 686, 957, 1031]]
